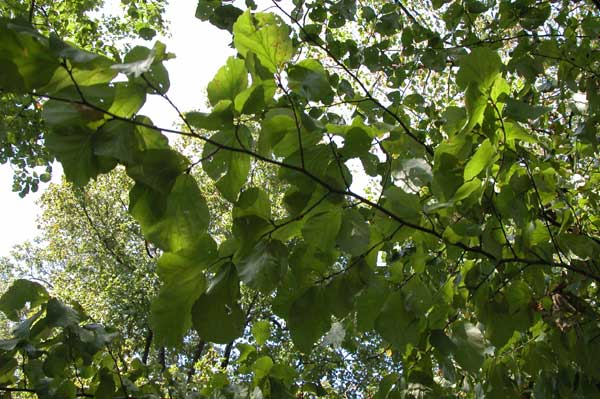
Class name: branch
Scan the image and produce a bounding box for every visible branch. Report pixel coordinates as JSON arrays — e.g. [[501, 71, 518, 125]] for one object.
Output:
[[25, 91, 600, 282], [186, 339, 206, 383], [142, 329, 153, 365], [220, 342, 233, 369], [28, 0, 36, 23]]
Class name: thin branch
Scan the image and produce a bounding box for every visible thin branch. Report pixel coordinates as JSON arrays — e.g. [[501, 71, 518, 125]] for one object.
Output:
[[142, 329, 153, 365], [28, 0, 36, 23], [277, 75, 305, 168], [270, 1, 433, 156], [186, 339, 206, 383]]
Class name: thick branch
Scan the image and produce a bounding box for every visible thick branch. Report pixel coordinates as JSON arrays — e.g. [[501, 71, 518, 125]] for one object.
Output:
[[24, 92, 600, 283], [142, 329, 153, 365], [187, 339, 206, 383]]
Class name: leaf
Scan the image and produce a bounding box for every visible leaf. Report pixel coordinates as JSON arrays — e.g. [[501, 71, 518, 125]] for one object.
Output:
[[301, 208, 342, 251], [150, 240, 212, 347], [187, 100, 234, 130], [504, 98, 551, 122], [326, 262, 369, 318], [456, 48, 502, 132], [144, 174, 211, 252], [233, 187, 272, 220], [233, 11, 294, 73], [375, 292, 421, 352], [192, 264, 245, 343], [451, 321, 486, 372], [202, 127, 253, 202], [45, 125, 112, 187], [252, 356, 273, 382], [207, 56, 248, 106], [464, 139, 496, 181], [107, 82, 147, 118], [234, 80, 277, 115], [288, 286, 331, 353], [336, 208, 371, 256], [456, 48, 502, 90], [0, 279, 49, 321], [382, 186, 421, 224], [356, 277, 389, 332], [236, 239, 288, 293], [126, 149, 189, 194], [43, 345, 69, 377], [45, 299, 80, 327], [288, 59, 334, 103], [252, 320, 271, 346], [94, 368, 116, 399], [0, 21, 59, 91]]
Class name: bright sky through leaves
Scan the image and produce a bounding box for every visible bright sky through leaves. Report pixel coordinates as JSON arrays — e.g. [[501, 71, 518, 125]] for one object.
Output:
[[0, 1, 235, 256]]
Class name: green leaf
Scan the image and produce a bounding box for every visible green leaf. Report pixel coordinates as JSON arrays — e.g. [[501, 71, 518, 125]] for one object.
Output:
[[126, 149, 189, 194], [456, 48, 502, 132], [336, 208, 371, 256], [382, 186, 421, 224], [207, 56, 248, 106], [144, 174, 211, 252], [259, 108, 304, 158], [45, 298, 80, 327], [95, 368, 116, 399], [233, 11, 294, 73], [326, 262, 369, 318], [150, 240, 212, 347], [234, 80, 277, 115], [107, 82, 147, 118], [288, 286, 331, 353], [456, 48, 502, 90], [375, 292, 421, 352], [202, 127, 252, 202], [504, 98, 551, 122], [45, 125, 112, 187], [186, 100, 234, 130], [451, 321, 486, 372], [341, 127, 373, 159], [0, 279, 49, 321], [288, 59, 334, 103], [464, 139, 496, 181], [95, 117, 169, 165], [236, 239, 288, 293], [43, 345, 69, 377], [192, 264, 245, 343], [252, 320, 271, 346], [301, 208, 342, 251], [356, 277, 389, 332], [0, 21, 60, 91], [233, 187, 272, 220], [252, 355, 273, 382]]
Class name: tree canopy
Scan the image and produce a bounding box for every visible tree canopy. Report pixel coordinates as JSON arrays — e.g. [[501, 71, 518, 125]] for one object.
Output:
[[1, 0, 600, 398]]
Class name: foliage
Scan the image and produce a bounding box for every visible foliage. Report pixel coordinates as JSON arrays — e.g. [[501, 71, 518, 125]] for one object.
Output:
[[0, 0, 168, 196], [2, 0, 600, 398]]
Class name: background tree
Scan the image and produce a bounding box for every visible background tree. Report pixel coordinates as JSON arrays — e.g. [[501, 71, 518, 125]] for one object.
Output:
[[1, 0, 600, 398]]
